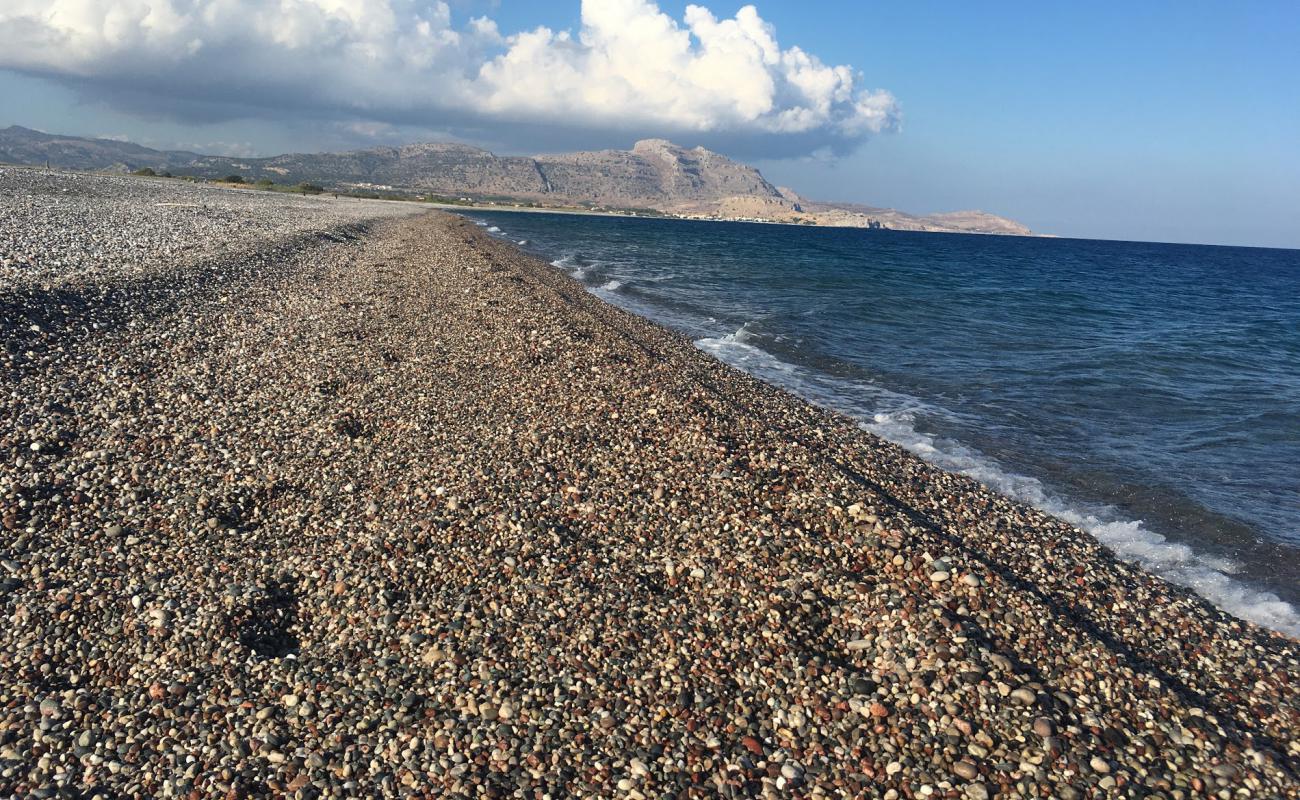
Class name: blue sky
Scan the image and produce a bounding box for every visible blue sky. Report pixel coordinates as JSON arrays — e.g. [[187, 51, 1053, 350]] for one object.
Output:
[[2, 1, 1297, 247]]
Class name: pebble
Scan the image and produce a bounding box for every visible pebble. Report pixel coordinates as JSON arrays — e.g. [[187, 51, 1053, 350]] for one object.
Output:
[[1010, 687, 1038, 706], [953, 760, 979, 780]]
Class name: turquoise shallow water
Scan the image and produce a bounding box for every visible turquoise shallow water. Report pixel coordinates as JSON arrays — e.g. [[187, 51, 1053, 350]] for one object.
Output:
[[469, 211, 1300, 635]]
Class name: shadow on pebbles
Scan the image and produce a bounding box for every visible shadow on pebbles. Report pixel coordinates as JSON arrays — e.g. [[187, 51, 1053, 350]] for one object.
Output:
[[1, 170, 1297, 799]]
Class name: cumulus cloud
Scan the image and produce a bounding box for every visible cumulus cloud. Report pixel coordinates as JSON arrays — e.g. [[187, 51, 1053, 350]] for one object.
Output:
[[0, 0, 898, 156]]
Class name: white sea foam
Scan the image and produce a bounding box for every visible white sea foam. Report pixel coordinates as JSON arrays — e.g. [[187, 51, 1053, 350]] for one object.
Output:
[[695, 326, 1300, 639], [599, 279, 624, 292], [518, 239, 529, 245], [487, 226, 502, 233]]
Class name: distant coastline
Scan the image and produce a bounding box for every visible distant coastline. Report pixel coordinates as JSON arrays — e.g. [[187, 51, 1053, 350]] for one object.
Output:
[[0, 124, 1037, 236]]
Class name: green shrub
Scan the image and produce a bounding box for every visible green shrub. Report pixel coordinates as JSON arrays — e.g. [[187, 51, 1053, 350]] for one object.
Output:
[[295, 182, 324, 195], [131, 167, 157, 177], [255, 178, 274, 188], [222, 174, 245, 184]]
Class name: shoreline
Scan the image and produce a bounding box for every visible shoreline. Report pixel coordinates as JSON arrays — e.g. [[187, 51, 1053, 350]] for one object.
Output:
[[2, 171, 1297, 797], [466, 209, 1300, 629]]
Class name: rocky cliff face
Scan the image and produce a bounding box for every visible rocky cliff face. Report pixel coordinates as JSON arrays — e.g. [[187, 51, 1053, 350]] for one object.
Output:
[[0, 125, 1035, 235], [534, 139, 784, 207]]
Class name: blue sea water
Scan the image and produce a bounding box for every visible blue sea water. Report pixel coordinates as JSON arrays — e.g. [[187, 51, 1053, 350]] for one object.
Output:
[[468, 211, 1300, 637]]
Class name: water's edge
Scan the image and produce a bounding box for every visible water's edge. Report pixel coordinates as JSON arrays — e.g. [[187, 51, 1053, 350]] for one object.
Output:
[[465, 212, 1300, 639]]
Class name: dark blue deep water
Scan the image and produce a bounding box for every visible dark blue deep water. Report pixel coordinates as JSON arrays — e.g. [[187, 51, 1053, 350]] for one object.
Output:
[[468, 211, 1300, 636]]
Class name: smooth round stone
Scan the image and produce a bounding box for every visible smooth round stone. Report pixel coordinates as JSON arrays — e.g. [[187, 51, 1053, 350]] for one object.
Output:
[[953, 761, 979, 780], [961, 573, 982, 587], [282, 694, 300, 708], [964, 783, 990, 800], [1089, 756, 1111, 774], [1010, 688, 1037, 706], [930, 571, 951, 583], [1033, 717, 1056, 737]]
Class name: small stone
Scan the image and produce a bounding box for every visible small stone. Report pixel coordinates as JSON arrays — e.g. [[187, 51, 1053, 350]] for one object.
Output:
[[282, 694, 300, 708], [953, 761, 979, 780], [1010, 688, 1037, 706], [964, 783, 989, 800], [1089, 756, 1110, 774], [846, 639, 871, 651], [961, 573, 981, 587], [1032, 717, 1056, 738], [930, 571, 951, 583]]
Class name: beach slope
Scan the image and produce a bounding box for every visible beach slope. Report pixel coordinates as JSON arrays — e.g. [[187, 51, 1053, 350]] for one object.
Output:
[[1, 171, 1296, 798]]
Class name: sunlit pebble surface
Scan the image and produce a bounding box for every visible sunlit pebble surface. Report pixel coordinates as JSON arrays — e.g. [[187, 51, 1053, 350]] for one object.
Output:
[[0, 168, 421, 292], [1, 171, 1297, 800]]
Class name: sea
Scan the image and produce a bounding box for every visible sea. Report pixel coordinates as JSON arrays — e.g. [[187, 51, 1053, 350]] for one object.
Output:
[[467, 211, 1300, 638]]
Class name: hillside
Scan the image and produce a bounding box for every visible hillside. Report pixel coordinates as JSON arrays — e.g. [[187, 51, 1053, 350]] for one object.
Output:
[[0, 125, 1035, 235]]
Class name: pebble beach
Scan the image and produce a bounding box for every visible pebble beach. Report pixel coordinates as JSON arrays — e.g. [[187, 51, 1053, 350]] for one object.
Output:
[[1, 169, 1297, 799]]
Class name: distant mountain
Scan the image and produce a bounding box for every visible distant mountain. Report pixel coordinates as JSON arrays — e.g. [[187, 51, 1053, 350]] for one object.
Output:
[[0, 125, 1036, 235]]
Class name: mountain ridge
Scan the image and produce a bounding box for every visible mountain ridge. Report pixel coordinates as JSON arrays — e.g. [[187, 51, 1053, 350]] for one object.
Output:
[[0, 125, 1034, 235]]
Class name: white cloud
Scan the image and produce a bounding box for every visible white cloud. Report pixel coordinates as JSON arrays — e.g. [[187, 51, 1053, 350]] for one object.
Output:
[[0, 0, 898, 155]]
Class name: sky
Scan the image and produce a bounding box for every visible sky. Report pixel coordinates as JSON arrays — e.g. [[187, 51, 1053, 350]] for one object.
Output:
[[1, 1, 1297, 248]]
